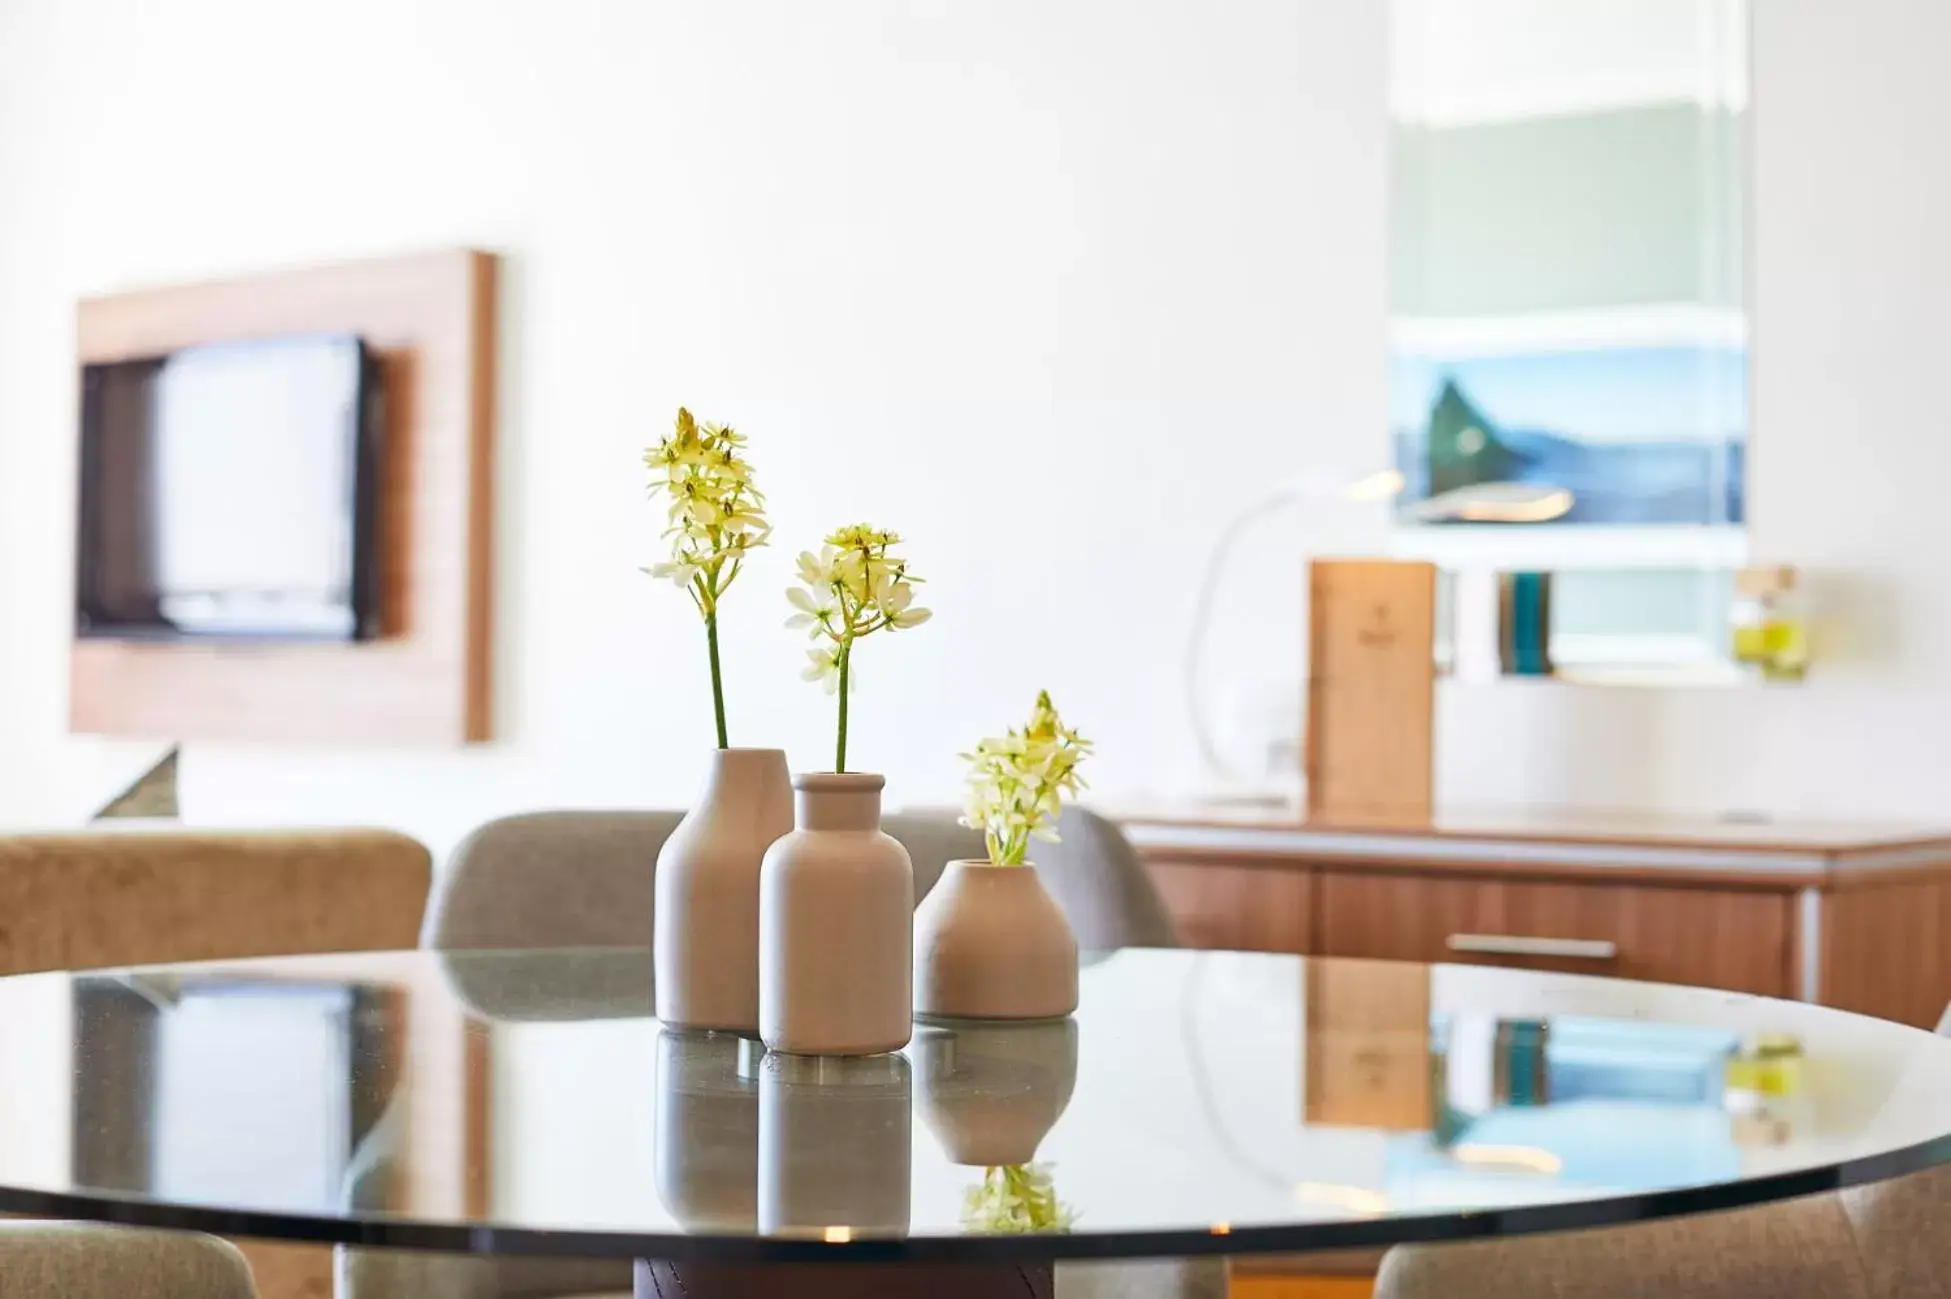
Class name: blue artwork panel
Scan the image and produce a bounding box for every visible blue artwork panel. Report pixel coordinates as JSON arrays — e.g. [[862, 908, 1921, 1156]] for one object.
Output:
[[1390, 345, 1747, 525]]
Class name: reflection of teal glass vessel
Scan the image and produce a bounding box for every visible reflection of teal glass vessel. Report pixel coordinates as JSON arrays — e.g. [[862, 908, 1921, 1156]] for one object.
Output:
[[1390, 346, 1748, 526], [1412, 1015, 1741, 1203]]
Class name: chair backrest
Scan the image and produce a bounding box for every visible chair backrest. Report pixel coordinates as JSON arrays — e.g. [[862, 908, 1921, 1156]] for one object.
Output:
[[422, 811, 684, 950], [0, 829, 428, 974], [882, 806, 1177, 950], [0, 1223, 257, 1299], [428, 806, 1177, 954], [1028, 806, 1179, 950], [882, 809, 986, 903], [432, 809, 987, 952]]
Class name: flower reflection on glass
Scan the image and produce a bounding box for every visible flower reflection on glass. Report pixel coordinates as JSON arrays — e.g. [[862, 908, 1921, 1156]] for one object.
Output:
[[785, 524, 930, 772], [961, 1163, 1073, 1234]]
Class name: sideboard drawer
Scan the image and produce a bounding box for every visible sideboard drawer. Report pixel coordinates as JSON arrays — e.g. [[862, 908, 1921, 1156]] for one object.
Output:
[[1147, 859, 1312, 954], [1316, 870, 1793, 997]]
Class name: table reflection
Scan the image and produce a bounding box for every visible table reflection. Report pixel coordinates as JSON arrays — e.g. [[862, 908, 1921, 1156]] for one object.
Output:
[[1299, 960, 1825, 1214], [72, 972, 400, 1213]]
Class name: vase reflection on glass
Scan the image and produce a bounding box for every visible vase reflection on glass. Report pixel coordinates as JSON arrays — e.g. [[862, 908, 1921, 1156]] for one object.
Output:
[[914, 1018, 1078, 1167], [916, 1017, 1078, 1236], [653, 1029, 761, 1231], [758, 1051, 912, 1238]]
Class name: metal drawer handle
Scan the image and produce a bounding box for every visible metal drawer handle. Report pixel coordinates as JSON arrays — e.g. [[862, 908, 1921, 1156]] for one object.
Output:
[[1446, 934, 1617, 961]]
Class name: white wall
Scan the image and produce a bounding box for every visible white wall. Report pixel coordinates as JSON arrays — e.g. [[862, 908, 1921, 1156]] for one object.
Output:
[[0, 0, 1946, 852]]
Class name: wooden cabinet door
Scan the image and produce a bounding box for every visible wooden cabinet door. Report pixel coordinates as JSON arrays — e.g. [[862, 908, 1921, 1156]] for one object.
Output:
[[1146, 860, 1312, 954], [1316, 870, 1793, 997]]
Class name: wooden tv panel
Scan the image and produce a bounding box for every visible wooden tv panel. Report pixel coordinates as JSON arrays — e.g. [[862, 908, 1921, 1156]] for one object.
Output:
[[68, 249, 498, 745]]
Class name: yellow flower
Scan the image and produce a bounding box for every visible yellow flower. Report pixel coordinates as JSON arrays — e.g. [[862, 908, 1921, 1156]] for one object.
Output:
[[960, 691, 1092, 866], [825, 523, 901, 550], [787, 523, 929, 770], [643, 407, 770, 620], [643, 407, 771, 748], [786, 525, 931, 655]]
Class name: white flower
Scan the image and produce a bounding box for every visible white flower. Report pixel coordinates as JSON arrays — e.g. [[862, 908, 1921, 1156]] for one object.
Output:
[[801, 646, 857, 694], [795, 548, 837, 588], [644, 559, 701, 588], [785, 585, 837, 636]]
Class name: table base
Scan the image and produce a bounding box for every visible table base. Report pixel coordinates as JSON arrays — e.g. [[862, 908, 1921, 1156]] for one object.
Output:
[[634, 1259, 1054, 1298]]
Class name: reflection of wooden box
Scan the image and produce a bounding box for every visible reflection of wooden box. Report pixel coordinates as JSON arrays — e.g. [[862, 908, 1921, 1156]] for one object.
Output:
[[1303, 958, 1431, 1131], [1305, 560, 1436, 828]]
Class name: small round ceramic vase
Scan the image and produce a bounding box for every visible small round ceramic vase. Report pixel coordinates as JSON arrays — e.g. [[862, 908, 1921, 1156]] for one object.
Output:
[[912, 860, 1079, 1021]]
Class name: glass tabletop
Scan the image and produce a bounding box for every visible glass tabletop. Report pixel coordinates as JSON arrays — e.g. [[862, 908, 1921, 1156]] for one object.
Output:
[[4, 946, 1950, 1263]]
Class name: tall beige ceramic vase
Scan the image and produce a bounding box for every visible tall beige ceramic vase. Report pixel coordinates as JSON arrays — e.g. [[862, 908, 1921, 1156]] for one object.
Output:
[[913, 860, 1079, 1020], [758, 773, 914, 1055], [655, 748, 794, 1034]]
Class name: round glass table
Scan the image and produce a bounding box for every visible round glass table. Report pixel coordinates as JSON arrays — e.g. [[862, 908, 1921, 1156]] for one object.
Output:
[[5, 946, 1951, 1297]]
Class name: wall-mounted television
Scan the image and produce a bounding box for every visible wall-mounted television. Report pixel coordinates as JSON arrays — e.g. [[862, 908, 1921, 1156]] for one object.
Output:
[[75, 332, 385, 642]]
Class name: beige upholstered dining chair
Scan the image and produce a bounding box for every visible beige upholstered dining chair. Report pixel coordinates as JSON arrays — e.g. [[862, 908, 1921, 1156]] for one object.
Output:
[[883, 808, 985, 901], [0, 827, 430, 975], [0, 1222, 257, 1299], [421, 810, 684, 950], [895, 804, 1181, 949], [1027, 805, 1179, 950], [1375, 1167, 1951, 1299]]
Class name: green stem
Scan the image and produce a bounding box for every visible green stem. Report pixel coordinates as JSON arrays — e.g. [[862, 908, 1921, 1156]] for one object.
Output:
[[705, 611, 729, 749], [835, 640, 852, 772]]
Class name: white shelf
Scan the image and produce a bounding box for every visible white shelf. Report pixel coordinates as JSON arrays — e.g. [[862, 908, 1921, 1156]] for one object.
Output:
[[1388, 523, 1747, 571], [1392, 304, 1746, 357]]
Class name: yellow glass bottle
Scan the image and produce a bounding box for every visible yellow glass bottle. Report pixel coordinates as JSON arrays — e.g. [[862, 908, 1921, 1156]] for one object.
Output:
[[1731, 567, 1807, 682]]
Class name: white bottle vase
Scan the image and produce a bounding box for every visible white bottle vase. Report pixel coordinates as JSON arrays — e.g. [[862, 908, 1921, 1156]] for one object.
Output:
[[654, 748, 794, 1034], [758, 772, 914, 1055], [912, 860, 1079, 1020]]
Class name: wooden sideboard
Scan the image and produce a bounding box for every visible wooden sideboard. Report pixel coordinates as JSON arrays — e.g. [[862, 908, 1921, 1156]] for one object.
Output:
[[1116, 802, 1951, 1028]]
